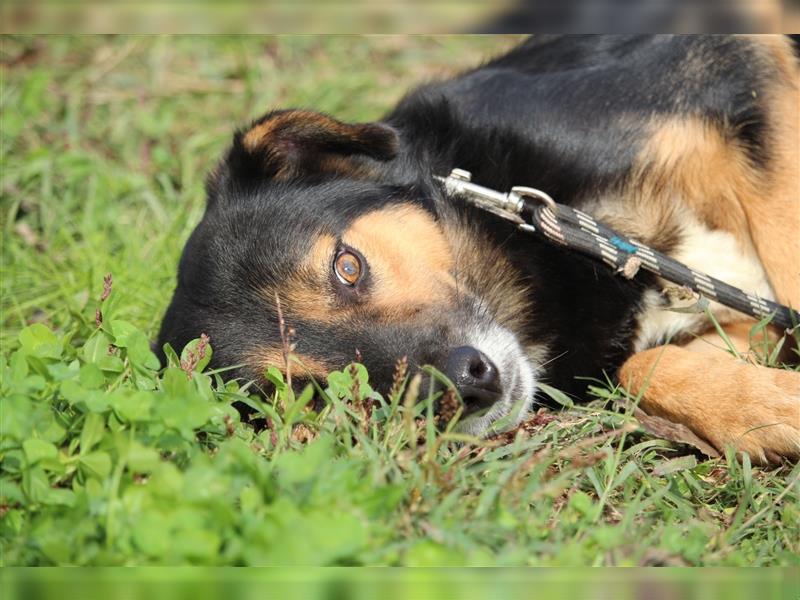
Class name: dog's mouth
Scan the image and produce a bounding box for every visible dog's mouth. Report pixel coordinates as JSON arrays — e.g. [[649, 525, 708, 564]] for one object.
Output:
[[458, 383, 503, 418]]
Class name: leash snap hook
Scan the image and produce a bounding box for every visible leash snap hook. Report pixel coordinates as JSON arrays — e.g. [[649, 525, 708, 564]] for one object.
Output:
[[509, 186, 558, 214]]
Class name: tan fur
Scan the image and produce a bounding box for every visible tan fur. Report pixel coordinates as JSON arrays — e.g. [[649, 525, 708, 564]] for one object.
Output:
[[619, 37, 800, 464], [580, 112, 762, 254], [619, 323, 800, 465], [738, 38, 800, 309], [580, 190, 683, 254], [242, 117, 280, 151], [241, 110, 393, 180], [679, 321, 777, 360], [316, 154, 381, 180], [246, 347, 333, 380], [271, 204, 458, 325], [634, 116, 756, 247], [630, 38, 799, 308], [443, 215, 533, 335], [242, 110, 348, 152], [279, 234, 340, 325], [341, 204, 457, 319], [592, 109, 789, 350]]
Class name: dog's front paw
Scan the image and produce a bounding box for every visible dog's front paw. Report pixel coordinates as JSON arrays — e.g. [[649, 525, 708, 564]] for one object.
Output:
[[701, 368, 800, 465], [620, 346, 800, 465]]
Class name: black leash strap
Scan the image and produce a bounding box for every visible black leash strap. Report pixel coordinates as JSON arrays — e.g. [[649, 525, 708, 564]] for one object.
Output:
[[437, 169, 799, 331]]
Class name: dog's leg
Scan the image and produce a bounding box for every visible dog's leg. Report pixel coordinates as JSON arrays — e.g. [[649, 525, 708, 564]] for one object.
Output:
[[619, 322, 800, 464]]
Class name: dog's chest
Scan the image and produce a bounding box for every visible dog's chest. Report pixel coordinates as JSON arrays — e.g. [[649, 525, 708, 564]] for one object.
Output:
[[632, 216, 776, 352]]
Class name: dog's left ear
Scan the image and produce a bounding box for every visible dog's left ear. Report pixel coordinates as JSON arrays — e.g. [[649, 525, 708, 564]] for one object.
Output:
[[225, 109, 399, 182]]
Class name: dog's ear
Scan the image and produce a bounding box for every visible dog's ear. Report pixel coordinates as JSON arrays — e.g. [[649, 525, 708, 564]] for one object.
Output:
[[223, 109, 399, 182]]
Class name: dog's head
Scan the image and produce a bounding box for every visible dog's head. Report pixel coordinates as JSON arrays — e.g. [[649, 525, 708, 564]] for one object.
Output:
[[157, 110, 542, 435]]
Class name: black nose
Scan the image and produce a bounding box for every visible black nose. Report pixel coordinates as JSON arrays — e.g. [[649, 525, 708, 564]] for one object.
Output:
[[444, 346, 502, 414]]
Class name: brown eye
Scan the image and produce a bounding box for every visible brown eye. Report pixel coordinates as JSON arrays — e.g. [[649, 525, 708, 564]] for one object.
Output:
[[334, 250, 363, 286]]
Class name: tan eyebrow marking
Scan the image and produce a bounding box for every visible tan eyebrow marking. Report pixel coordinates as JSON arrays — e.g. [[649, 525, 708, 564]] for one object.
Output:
[[245, 347, 333, 380], [340, 203, 457, 319], [266, 203, 459, 325], [277, 233, 340, 324]]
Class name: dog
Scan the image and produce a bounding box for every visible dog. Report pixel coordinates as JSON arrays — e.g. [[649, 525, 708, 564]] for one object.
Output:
[[157, 35, 799, 464]]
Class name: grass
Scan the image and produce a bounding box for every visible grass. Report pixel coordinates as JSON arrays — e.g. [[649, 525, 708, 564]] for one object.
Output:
[[1, 35, 799, 567]]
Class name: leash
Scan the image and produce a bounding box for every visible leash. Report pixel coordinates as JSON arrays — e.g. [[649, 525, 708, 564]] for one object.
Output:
[[436, 168, 800, 331]]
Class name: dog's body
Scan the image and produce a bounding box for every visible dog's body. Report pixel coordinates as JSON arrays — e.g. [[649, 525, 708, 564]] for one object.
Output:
[[158, 35, 800, 463]]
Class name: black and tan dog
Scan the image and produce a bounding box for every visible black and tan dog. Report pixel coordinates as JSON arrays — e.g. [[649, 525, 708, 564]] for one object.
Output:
[[158, 35, 799, 464]]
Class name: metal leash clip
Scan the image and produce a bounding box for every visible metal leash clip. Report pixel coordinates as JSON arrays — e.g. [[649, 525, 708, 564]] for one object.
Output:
[[435, 168, 559, 231], [507, 185, 557, 213], [435, 169, 525, 225]]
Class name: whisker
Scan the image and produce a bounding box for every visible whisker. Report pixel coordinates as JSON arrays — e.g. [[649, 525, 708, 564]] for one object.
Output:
[[536, 349, 569, 370]]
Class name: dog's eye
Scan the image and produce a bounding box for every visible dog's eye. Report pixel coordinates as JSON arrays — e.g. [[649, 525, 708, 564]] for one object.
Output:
[[334, 249, 363, 286]]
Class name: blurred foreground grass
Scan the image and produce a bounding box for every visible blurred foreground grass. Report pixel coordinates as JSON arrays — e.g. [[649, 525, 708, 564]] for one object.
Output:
[[1, 567, 797, 599]]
